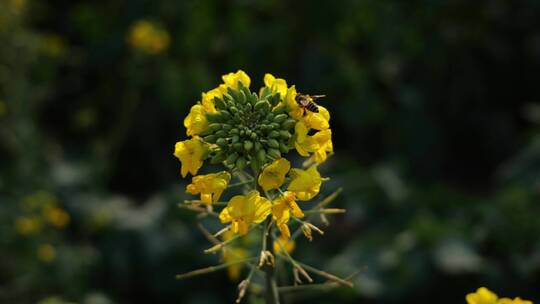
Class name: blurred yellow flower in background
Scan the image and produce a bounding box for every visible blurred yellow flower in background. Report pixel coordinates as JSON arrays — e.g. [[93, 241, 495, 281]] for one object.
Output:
[[37, 244, 56, 263], [186, 171, 231, 205], [127, 20, 170, 55], [273, 235, 295, 254], [43, 206, 70, 229], [223, 247, 248, 281], [15, 216, 42, 235]]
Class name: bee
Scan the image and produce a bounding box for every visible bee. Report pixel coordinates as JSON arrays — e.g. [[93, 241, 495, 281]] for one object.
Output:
[[295, 93, 325, 113]]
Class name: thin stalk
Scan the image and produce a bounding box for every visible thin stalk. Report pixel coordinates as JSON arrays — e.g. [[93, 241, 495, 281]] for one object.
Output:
[[176, 257, 257, 280], [263, 220, 280, 304]]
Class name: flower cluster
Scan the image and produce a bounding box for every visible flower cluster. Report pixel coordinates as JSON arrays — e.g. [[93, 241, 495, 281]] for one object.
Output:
[[14, 191, 70, 264], [174, 71, 343, 302], [466, 287, 533, 304], [174, 70, 334, 239], [126, 20, 170, 55]]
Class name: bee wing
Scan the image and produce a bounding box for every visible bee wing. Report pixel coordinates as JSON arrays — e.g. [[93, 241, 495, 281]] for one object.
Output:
[[311, 95, 326, 100]]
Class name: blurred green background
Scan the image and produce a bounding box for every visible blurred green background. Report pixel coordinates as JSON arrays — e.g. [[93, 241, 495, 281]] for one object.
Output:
[[1, 0, 539, 303]]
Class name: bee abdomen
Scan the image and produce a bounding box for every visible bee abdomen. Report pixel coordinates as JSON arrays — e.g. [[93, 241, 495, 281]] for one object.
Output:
[[306, 102, 319, 113]]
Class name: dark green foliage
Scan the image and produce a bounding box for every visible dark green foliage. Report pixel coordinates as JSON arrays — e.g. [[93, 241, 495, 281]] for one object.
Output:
[[0, 0, 539, 303]]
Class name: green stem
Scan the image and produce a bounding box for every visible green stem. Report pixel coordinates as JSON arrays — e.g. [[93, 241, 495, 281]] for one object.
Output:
[[263, 221, 280, 304]]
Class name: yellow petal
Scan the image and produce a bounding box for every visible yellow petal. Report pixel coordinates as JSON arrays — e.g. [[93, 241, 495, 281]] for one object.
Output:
[[219, 191, 271, 235], [264, 73, 288, 98], [201, 86, 226, 113], [173, 139, 207, 177], [294, 122, 318, 157], [303, 105, 330, 130], [273, 235, 295, 253], [223, 247, 248, 281], [466, 287, 498, 304], [186, 171, 231, 205], [311, 129, 333, 164], [222, 70, 251, 89], [284, 86, 303, 120], [184, 104, 209, 136], [252, 194, 272, 224], [258, 158, 291, 191], [287, 166, 322, 201]]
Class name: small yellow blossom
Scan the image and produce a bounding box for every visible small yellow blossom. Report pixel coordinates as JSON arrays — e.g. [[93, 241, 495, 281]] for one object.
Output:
[[127, 20, 170, 54], [201, 86, 226, 113], [294, 121, 318, 157], [498, 298, 533, 304], [186, 171, 231, 205], [43, 206, 70, 229], [310, 129, 333, 164], [466, 287, 499, 304], [303, 105, 330, 131], [284, 86, 303, 120], [219, 191, 272, 235], [264, 73, 288, 98], [223, 247, 248, 281], [294, 121, 333, 164], [184, 104, 209, 136], [287, 166, 323, 201], [174, 138, 208, 177], [273, 235, 295, 254], [272, 191, 303, 238], [37, 244, 56, 263], [222, 70, 251, 89], [258, 158, 290, 191], [15, 216, 42, 235]]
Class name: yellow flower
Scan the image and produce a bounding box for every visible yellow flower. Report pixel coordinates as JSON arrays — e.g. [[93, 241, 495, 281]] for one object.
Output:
[[43, 206, 70, 229], [284, 86, 303, 120], [186, 171, 231, 205], [173, 138, 208, 177], [223, 247, 248, 281], [264, 73, 288, 98], [287, 166, 323, 201], [258, 158, 290, 191], [498, 298, 533, 304], [294, 121, 333, 164], [303, 105, 330, 131], [310, 129, 333, 164], [37, 244, 56, 263], [294, 121, 318, 157], [466, 287, 499, 304], [222, 70, 251, 89], [201, 86, 226, 113], [184, 104, 209, 136], [127, 20, 170, 54], [273, 235, 295, 254], [271, 191, 304, 238], [219, 191, 272, 235], [15, 216, 42, 235]]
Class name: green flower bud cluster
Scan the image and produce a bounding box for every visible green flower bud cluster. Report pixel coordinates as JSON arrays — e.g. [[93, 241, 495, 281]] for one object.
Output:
[[201, 82, 295, 173]]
